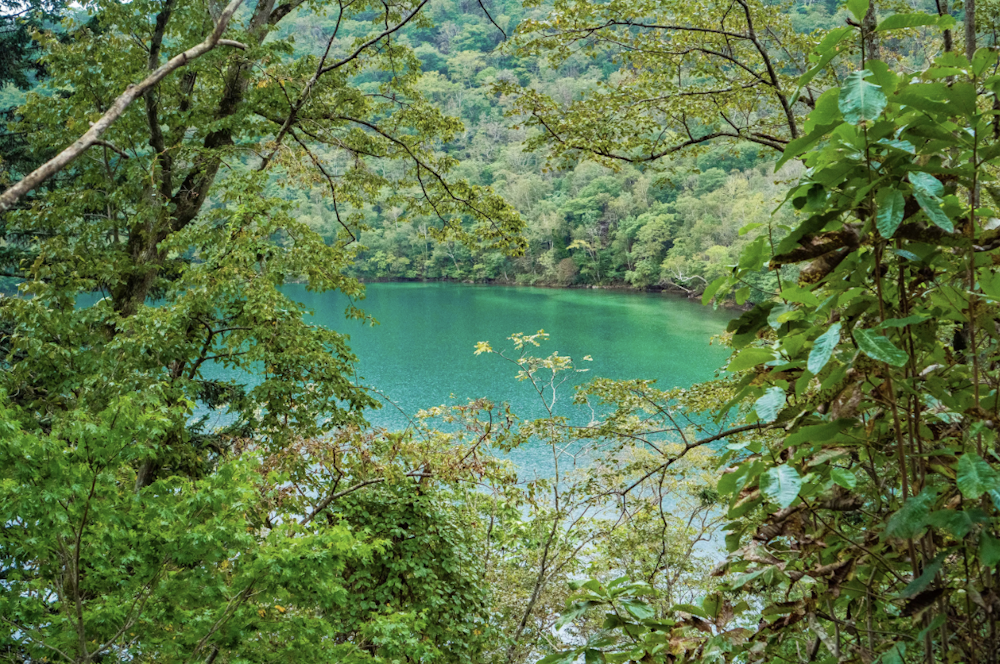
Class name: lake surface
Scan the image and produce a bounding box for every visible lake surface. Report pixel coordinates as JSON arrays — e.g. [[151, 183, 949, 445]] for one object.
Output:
[[290, 283, 733, 446]]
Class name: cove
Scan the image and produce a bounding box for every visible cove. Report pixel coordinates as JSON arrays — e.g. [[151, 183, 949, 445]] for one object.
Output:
[[290, 282, 734, 437]]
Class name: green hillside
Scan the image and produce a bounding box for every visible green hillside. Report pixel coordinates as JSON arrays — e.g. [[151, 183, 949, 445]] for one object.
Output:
[[273, 0, 909, 295]]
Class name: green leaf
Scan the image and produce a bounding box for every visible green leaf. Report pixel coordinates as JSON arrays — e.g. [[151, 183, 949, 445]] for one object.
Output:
[[816, 26, 854, 56], [768, 303, 798, 329], [855, 328, 909, 366], [702, 275, 728, 305], [621, 599, 655, 621], [556, 600, 597, 628], [601, 614, 624, 630], [865, 60, 899, 96], [761, 465, 802, 509], [717, 466, 745, 495], [780, 284, 820, 306], [804, 89, 843, 132], [728, 347, 778, 372], [910, 171, 944, 197], [830, 468, 857, 489], [879, 643, 907, 664], [980, 532, 1000, 567], [538, 651, 579, 664], [878, 138, 915, 153], [981, 270, 1000, 300], [787, 420, 853, 447], [755, 387, 786, 423], [728, 302, 777, 348], [738, 235, 770, 270], [776, 123, 840, 169], [807, 322, 841, 374], [701, 593, 721, 618], [891, 248, 922, 262], [798, 48, 841, 89], [728, 570, 766, 590], [895, 91, 951, 116], [956, 453, 1000, 500], [947, 82, 977, 117], [880, 314, 928, 328], [885, 489, 937, 539], [876, 13, 941, 31], [876, 189, 905, 238], [973, 48, 999, 76], [839, 70, 887, 125], [915, 192, 954, 232], [898, 553, 945, 598], [671, 603, 709, 619], [846, 0, 869, 22], [926, 509, 987, 538]]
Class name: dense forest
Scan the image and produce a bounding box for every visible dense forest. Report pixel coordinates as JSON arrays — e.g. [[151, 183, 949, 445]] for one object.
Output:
[[0, 0, 840, 294], [280, 0, 825, 291], [4, 1, 1000, 664]]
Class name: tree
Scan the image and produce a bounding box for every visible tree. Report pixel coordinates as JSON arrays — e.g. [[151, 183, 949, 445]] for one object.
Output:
[[2, 0, 525, 479], [1, 0, 69, 276], [623, 212, 671, 288], [498, 0, 821, 169], [0, 0, 523, 659], [1, 0, 65, 178], [470, 332, 727, 664], [0, 0, 64, 90], [544, 4, 1000, 662]]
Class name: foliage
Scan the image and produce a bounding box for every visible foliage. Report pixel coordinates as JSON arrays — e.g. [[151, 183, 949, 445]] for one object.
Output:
[[2, 0, 525, 461], [501, 0, 818, 164], [1, 0, 69, 290], [259, 0, 801, 293], [470, 332, 753, 663], [0, 0, 524, 660], [0, 0, 64, 90], [0, 395, 371, 663], [545, 5, 1000, 663], [333, 0, 956, 294], [11, 1, 1000, 663]]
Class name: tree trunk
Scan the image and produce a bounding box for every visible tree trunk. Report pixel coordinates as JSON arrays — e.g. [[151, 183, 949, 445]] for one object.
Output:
[[938, 0, 954, 52], [862, 1, 878, 63], [965, 0, 976, 59]]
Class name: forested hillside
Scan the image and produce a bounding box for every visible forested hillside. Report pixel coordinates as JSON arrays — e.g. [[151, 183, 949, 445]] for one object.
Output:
[[269, 0, 838, 291], [0, 0, 936, 294]]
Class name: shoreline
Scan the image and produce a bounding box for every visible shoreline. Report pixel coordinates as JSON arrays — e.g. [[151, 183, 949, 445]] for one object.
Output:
[[354, 276, 751, 311]]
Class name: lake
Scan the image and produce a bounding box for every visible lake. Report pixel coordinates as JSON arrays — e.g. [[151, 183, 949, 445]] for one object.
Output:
[[289, 282, 733, 441], [83, 281, 733, 471]]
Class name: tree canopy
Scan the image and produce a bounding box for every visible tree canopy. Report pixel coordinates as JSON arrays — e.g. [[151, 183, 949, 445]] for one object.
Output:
[[5, 1, 1000, 663]]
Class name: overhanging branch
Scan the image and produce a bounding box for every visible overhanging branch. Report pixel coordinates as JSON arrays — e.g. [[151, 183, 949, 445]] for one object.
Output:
[[0, 0, 247, 212]]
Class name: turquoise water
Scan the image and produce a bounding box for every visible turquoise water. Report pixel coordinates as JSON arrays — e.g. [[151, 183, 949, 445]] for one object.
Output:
[[82, 281, 732, 470], [289, 283, 733, 442]]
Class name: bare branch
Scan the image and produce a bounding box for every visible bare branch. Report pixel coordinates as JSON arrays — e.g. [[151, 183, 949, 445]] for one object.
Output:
[[617, 422, 772, 496], [318, 0, 431, 75], [478, 0, 506, 40], [93, 140, 131, 159]]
